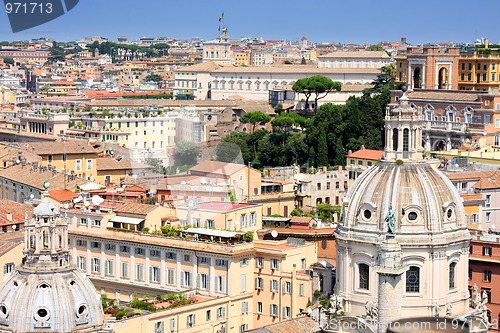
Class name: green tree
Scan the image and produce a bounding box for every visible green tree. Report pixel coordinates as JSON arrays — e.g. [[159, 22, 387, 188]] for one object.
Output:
[[144, 73, 163, 82], [144, 157, 165, 174], [293, 75, 342, 114], [49, 41, 65, 63], [2, 57, 14, 66], [367, 44, 385, 51], [301, 56, 307, 65], [216, 132, 251, 164], [239, 111, 271, 133], [174, 141, 199, 166]]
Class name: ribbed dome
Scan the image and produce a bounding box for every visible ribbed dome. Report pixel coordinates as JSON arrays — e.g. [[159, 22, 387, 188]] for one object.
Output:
[[0, 268, 104, 332], [340, 161, 466, 236]]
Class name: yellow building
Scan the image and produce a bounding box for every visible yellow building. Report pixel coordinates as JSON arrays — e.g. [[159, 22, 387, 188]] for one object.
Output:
[[233, 51, 251, 66], [67, 210, 318, 332], [175, 202, 262, 232], [253, 238, 316, 327], [250, 180, 296, 217], [189, 161, 262, 202]]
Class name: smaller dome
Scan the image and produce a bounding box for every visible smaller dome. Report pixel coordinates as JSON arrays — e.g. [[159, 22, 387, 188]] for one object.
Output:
[[33, 201, 59, 216]]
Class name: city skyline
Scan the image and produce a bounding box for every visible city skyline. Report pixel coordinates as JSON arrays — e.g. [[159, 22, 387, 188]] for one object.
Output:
[[0, 0, 499, 44]]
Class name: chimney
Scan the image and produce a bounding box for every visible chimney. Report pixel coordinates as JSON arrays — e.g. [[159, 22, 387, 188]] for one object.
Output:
[[6, 212, 12, 221], [485, 38, 489, 48], [360, 145, 365, 150]]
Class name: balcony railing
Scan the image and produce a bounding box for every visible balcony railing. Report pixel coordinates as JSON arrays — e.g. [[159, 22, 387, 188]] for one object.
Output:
[[423, 120, 484, 132]]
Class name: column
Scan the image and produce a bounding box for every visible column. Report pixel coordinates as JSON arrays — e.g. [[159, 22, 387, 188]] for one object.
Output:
[[86, 242, 91, 275], [129, 245, 135, 283], [176, 257, 181, 290], [398, 128, 403, 154], [145, 249, 150, 284], [209, 258, 215, 295], [227, 259, 232, 295], [160, 251, 166, 287], [115, 245, 120, 281], [192, 254, 198, 290], [407, 63, 412, 89], [100, 242, 105, 278], [422, 63, 426, 89]]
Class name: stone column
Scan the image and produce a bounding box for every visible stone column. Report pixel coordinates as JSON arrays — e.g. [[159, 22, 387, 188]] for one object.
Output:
[[376, 237, 407, 333]]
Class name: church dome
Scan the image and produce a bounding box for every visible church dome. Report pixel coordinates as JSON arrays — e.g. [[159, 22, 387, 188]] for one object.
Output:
[[340, 161, 467, 237], [0, 267, 105, 332], [0, 186, 108, 333]]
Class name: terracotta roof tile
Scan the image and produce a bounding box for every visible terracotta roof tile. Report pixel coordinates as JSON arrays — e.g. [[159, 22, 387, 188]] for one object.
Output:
[[20, 141, 96, 155], [347, 147, 384, 160], [49, 189, 78, 202], [114, 202, 158, 215], [407, 90, 481, 102], [0, 164, 82, 190], [96, 158, 153, 171], [189, 161, 246, 176]]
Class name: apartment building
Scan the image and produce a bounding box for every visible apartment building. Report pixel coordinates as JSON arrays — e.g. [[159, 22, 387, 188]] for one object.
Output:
[[67, 216, 317, 332], [317, 50, 390, 70], [175, 202, 262, 232], [469, 233, 500, 330], [346, 146, 384, 180], [295, 167, 349, 211], [395, 41, 500, 92]]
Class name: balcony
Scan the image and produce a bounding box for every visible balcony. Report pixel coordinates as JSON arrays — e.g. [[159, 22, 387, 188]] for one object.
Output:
[[423, 120, 484, 134]]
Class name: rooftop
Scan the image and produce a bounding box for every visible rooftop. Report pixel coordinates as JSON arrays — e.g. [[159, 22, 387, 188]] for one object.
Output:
[[319, 50, 390, 59], [347, 146, 384, 160], [114, 202, 158, 215], [20, 141, 96, 155]]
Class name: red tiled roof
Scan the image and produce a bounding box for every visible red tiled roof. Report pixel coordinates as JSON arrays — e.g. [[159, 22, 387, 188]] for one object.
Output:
[[347, 147, 384, 160], [49, 189, 78, 202]]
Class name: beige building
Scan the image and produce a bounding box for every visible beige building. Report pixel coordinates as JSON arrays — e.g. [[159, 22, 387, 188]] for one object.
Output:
[[175, 202, 262, 232], [202, 28, 232, 65], [317, 50, 391, 70], [253, 239, 316, 327], [346, 146, 384, 180]]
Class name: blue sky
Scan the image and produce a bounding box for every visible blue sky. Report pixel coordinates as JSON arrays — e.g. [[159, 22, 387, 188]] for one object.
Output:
[[0, 0, 499, 44]]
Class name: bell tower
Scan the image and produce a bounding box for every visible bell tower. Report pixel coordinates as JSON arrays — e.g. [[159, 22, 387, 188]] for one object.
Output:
[[22, 180, 70, 271], [383, 88, 424, 162]]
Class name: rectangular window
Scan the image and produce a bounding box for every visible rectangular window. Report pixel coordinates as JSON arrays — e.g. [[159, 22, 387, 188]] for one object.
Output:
[[271, 258, 279, 270], [86, 159, 93, 171], [483, 247, 492, 256], [181, 271, 191, 287], [136, 264, 144, 281], [166, 252, 176, 260], [299, 283, 305, 296], [150, 266, 160, 283], [255, 277, 264, 290], [217, 307, 225, 319], [169, 319, 175, 332], [183, 254, 190, 262], [486, 194, 491, 207], [284, 281, 291, 294], [484, 270, 492, 282], [199, 273, 209, 289], [270, 279, 278, 292], [75, 159, 82, 171], [257, 302, 263, 314], [91, 258, 100, 273], [240, 274, 247, 292], [186, 314, 195, 328], [240, 258, 249, 267], [206, 310, 211, 322], [283, 306, 291, 319], [76, 240, 87, 247], [167, 268, 175, 285], [91, 241, 100, 249], [205, 219, 215, 228], [121, 261, 129, 278], [486, 212, 491, 222], [270, 304, 278, 317], [241, 301, 249, 314], [135, 248, 144, 256], [92, 219, 101, 227], [216, 259, 227, 267], [198, 256, 209, 265], [78, 218, 87, 225], [216, 276, 226, 293], [256, 257, 264, 268], [105, 259, 114, 276], [155, 321, 164, 333], [481, 289, 492, 303], [77, 256, 86, 271], [250, 212, 256, 226], [150, 250, 161, 258], [120, 245, 130, 253]]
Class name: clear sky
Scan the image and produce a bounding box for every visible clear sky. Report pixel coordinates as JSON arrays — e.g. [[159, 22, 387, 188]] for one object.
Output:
[[0, 0, 499, 44]]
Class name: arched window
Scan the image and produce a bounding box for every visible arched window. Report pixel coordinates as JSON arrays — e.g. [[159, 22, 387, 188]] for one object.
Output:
[[449, 262, 457, 289], [392, 128, 398, 151], [406, 266, 420, 293], [359, 263, 369, 290]]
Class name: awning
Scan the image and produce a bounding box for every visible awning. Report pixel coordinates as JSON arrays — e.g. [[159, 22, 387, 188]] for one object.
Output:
[[109, 216, 144, 225]]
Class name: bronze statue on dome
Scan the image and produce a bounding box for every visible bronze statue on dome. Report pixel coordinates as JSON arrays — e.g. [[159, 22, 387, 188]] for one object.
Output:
[[384, 205, 396, 234]]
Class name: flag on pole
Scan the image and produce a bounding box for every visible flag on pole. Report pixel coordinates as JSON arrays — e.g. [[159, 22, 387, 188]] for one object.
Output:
[[219, 12, 224, 22]]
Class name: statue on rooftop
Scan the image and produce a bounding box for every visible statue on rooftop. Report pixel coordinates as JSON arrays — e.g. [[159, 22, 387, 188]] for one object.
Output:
[[384, 205, 396, 234]]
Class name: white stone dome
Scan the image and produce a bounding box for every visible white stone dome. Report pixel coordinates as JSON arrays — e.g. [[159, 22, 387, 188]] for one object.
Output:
[[340, 161, 467, 237], [0, 267, 105, 332]]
